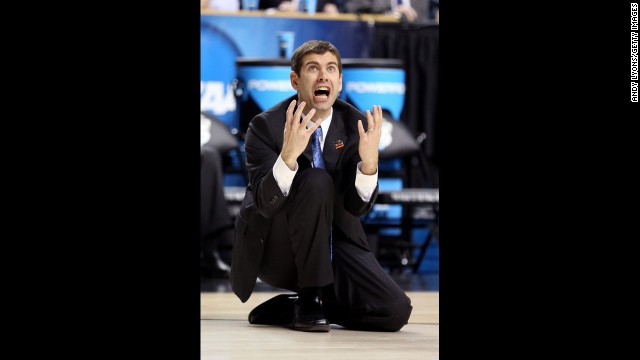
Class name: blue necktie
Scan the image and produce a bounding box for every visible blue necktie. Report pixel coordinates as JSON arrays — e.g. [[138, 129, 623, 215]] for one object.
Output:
[[311, 126, 332, 260], [311, 127, 325, 169]]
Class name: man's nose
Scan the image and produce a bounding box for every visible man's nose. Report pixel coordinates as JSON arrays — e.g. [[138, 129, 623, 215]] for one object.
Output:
[[317, 69, 326, 81]]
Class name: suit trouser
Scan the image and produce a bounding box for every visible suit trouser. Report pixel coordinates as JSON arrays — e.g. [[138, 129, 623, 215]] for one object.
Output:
[[257, 168, 412, 331]]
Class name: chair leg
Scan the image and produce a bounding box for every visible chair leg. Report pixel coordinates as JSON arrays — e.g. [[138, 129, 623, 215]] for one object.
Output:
[[412, 226, 434, 274]]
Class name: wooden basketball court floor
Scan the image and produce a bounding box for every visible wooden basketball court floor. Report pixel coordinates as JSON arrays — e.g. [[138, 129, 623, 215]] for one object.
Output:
[[201, 290, 439, 359]]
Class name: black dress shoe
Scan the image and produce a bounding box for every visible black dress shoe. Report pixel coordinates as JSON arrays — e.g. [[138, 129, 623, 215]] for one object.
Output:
[[248, 294, 297, 325], [291, 296, 330, 332]]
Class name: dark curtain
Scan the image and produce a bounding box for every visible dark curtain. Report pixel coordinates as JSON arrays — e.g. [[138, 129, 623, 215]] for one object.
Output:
[[370, 24, 439, 188]]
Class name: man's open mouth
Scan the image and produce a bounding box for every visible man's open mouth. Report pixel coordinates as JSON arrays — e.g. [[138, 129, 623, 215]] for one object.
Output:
[[314, 87, 330, 99]]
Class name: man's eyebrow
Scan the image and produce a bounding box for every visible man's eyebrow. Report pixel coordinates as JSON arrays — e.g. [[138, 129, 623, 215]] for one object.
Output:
[[303, 61, 338, 67]]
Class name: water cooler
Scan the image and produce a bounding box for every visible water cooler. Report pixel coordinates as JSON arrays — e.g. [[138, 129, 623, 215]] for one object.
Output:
[[235, 58, 296, 135]]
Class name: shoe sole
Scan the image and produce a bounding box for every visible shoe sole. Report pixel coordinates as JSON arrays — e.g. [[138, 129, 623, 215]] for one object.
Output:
[[248, 294, 297, 325], [291, 323, 331, 332]]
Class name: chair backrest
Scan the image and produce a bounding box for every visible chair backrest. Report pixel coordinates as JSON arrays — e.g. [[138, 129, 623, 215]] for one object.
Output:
[[201, 111, 239, 153], [201, 111, 248, 185], [378, 111, 421, 160]]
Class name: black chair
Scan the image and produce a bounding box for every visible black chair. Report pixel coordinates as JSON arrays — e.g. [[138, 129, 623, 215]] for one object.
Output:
[[201, 111, 248, 186], [372, 189, 439, 274], [201, 111, 247, 272], [363, 111, 438, 273], [377, 110, 431, 187]]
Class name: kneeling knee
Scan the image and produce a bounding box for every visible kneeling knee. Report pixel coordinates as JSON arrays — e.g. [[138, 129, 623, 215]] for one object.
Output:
[[297, 168, 334, 194], [381, 296, 413, 332]]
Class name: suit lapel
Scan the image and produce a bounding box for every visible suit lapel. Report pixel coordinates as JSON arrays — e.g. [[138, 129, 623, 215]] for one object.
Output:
[[285, 100, 350, 170], [323, 112, 347, 174], [302, 138, 313, 163], [271, 111, 287, 162]]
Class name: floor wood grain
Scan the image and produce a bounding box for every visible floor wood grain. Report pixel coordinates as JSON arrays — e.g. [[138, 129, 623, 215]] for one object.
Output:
[[201, 291, 439, 359]]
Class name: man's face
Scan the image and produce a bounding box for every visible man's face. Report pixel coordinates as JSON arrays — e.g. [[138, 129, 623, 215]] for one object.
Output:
[[290, 52, 343, 119]]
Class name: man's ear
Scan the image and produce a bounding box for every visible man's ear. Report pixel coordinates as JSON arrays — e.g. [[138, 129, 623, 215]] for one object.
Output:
[[290, 71, 299, 90], [338, 73, 343, 93]]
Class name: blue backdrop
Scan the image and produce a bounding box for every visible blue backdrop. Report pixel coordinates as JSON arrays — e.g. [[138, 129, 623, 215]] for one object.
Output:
[[201, 13, 374, 130]]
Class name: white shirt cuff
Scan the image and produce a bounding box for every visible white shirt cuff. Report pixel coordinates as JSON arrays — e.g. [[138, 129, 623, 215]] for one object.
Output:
[[273, 155, 298, 196], [355, 161, 378, 202]]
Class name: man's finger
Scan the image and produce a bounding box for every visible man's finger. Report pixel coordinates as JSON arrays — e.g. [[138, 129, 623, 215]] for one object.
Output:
[[302, 108, 319, 131], [292, 101, 306, 129], [357, 119, 366, 137], [285, 99, 297, 128], [374, 105, 382, 130], [366, 109, 374, 132]]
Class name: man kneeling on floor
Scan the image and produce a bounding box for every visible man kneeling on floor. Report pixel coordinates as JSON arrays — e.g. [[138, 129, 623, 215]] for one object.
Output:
[[230, 40, 412, 332]]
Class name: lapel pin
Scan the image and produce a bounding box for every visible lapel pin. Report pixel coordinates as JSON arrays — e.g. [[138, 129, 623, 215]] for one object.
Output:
[[334, 139, 344, 150]]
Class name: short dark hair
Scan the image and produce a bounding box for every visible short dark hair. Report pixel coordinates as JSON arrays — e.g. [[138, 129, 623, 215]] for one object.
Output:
[[290, 40, 342, 76]]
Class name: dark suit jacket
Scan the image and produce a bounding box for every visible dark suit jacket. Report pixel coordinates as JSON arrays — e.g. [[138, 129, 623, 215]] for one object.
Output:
[[231, 95, 379, 302]]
